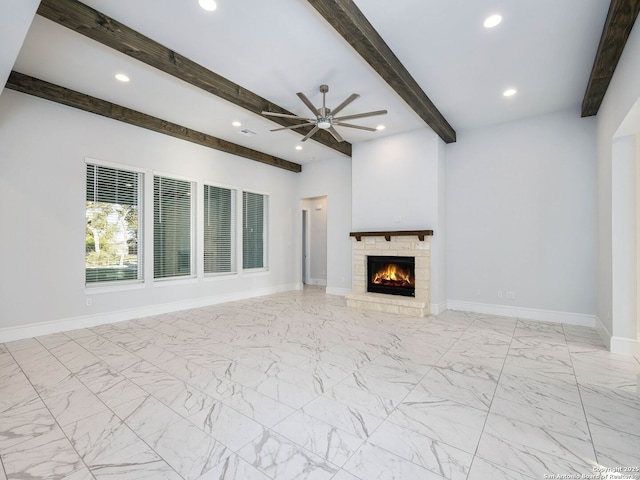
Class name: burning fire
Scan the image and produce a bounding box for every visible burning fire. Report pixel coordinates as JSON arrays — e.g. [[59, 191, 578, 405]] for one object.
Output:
[[372, 264, 413, 287]]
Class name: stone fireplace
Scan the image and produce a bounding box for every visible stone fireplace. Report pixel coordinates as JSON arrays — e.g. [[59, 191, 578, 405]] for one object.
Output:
[[346, 230, 432, 317]]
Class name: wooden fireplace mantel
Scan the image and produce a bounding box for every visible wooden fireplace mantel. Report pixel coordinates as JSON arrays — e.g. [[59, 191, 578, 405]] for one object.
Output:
[[349, 230, 434, 242]]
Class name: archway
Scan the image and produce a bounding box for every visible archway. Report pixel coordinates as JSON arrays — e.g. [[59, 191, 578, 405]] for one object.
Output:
[[611, 98, 640, 356]]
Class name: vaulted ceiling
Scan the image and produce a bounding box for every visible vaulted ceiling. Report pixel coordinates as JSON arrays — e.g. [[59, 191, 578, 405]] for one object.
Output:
[[2, 0, 638, 170]]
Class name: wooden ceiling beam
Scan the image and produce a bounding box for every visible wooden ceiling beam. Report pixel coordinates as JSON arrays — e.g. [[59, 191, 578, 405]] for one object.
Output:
[[307, 0, 456, 144], [582, 0, 640, 117], [36, 0, 351, 157], [6, 71, 302, 173]]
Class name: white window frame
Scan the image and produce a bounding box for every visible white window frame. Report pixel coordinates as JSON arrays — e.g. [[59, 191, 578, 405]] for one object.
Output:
[[85, 158, 145, 289], [241, 189, 269, 272], [203, 181, 237, 277], [152, 171, 197, 282]]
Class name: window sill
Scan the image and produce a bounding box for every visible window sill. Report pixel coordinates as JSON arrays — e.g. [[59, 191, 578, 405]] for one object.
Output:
[[85, 281, 145, 294], [241, 268, 270, 277], [153, 277, 198, 287], [204, 272, 239, 282]]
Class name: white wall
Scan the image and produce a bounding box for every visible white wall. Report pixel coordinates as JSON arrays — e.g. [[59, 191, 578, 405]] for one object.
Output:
[[301, 196, 327, 286], [0, 91, 299, 338], [446, 108, 597, 321], [297, 157, 352, 295], [351, 128, 447, 309], [596, 20, 640, 354]]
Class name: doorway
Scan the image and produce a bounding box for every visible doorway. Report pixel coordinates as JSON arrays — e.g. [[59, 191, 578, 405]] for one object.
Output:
[[301, 196, 328, 287], [302, 209, 309, 284]]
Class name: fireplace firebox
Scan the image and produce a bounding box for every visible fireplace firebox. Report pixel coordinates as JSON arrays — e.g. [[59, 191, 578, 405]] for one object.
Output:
[[367, 255, 415, 297]]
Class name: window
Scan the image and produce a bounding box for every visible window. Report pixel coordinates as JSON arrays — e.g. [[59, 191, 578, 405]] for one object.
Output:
[[86, 163, 143, 284], [242, 191, 267, 270], [204, 184, 236, 274], [154, 175, 194, 279]]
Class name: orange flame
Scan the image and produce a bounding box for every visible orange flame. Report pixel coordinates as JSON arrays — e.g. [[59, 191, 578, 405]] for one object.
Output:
[[372, 264, 412, 286]]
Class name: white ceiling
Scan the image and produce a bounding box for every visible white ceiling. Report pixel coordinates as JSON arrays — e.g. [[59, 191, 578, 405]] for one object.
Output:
[[10, 0, 610, 165]]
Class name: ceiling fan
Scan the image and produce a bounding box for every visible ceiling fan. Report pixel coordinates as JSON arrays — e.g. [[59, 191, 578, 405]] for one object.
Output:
[[262, 84, 387, 143]]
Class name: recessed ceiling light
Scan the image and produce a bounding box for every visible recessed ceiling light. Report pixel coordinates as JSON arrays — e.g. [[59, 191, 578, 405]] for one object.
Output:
[[483, 14, 502, 28], [295, 145, 303, 151], [503, 88, 517, 97], [199, 0, 217, 11], [376, 125, 386, 131], [115, 73, 130, 82], [232, 121, 242, 127]]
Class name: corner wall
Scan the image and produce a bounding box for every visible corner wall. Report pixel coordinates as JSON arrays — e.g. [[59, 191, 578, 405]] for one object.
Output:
[[446, 108, 597, 325], [0, 0, 39, 95]]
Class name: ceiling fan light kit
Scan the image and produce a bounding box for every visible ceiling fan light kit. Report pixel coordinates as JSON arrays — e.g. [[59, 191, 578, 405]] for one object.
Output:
[[262, 84, 387, 143]]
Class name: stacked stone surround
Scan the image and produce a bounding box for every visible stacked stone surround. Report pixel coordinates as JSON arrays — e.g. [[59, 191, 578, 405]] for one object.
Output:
[[346, 235, 431, 317]]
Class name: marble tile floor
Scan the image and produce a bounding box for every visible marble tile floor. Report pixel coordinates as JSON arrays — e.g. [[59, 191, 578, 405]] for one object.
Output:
[[1, 287, 639, 480]]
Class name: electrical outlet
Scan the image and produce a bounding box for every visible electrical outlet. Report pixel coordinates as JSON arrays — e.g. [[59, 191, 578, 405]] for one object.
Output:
[[497, 291, 503, 298], [86, 298, 92, 306], [506, 291, 515, 299]]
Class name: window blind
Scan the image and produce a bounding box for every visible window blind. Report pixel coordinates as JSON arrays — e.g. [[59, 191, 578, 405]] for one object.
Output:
[[154, 175, 193, 279], [204, 185, 236, 274], [85, 164, 143, 284], [242, 191, 267, 269]]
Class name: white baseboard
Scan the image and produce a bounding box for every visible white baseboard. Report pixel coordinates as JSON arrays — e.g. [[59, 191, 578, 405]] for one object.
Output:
[[430, 300, 448, 315], [594, 315, 612, 350], [594, 316, 640, 355], [446, 300, 596, 327], [610, 336, 640, 356], [307, 278, 327, 286], [326, 287, 352, 296], [0, 283, 300, 343]]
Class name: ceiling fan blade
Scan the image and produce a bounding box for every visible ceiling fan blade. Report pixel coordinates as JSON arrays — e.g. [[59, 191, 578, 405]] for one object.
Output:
[[262, 111, 312, 121], [297, 92, 320, 117], [270, 122, 316, 132], [333, 109, 388, 122], [330, 93, 359, 116], [301, 126, 319, 142], [327, 126, 344, 142], [334, 122, 377, 132]]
